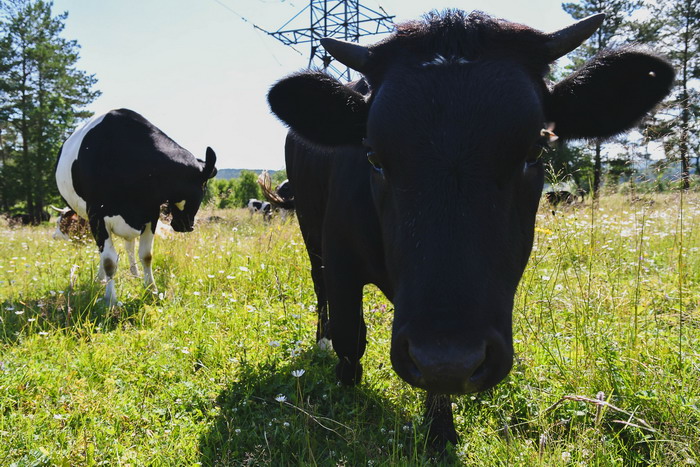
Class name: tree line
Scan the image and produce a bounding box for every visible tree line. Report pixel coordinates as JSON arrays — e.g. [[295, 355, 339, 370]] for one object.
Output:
[[1, 0, 99, 223], [546, 0, 699, 196], [1, 0, 698, 224]]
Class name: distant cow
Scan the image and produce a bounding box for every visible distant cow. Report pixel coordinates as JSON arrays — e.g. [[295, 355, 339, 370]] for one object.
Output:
[[258, 172, 295, 212], [247, 198, 272, 220], [545, 190, 576, 206], [268, 9, 673, 450], [55, 108, 217, 305], [50, 206, 90, 240], [7, 211, 49, 226]]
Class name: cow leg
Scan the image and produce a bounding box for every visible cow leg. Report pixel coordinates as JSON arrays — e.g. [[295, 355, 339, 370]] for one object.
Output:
[[309, 254, 331, 349], [139, 224, 157, 291], [125, 238, 139, 276], [90, 213, 118, 306], [425, 392, 459, 454], [325, 272, 366, 386], [100, 236, 119, 307]]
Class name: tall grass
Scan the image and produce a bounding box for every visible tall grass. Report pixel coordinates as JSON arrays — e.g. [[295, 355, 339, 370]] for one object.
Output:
[[0, 193, 698, 465]]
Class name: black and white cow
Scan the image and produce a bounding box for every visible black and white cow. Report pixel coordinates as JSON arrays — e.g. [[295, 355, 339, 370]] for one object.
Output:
[[50, 205, 90, 240], [267, 10, 674, 450], [55, 108, 217, 305], [247, 198, 272, 220]]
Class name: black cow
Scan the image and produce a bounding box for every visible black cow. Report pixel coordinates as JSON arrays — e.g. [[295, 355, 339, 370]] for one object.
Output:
[[7, 211, 49, 226], [545, 190, 577, 205], [267, 10, 674, 450], [55, 108, 217, 305]]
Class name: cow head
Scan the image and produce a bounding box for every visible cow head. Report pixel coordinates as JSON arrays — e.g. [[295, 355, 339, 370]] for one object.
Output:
[[268, 10, 673, 394], [169, 146, 217, 232], [50, 205, 89, 240]]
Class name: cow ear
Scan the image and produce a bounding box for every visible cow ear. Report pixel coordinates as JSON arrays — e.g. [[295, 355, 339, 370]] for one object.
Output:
[[203, 147, 217, 179], [547, 48, 674, 140], [268, 71, 368, 146]]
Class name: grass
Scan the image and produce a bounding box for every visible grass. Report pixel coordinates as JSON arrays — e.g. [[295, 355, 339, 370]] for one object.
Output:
[[0, 192, 698, 466]]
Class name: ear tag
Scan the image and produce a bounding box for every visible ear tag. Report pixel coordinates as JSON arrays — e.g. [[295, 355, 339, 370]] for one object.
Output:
[[540, 123, 559, 143], [174, 200, 186, 211]]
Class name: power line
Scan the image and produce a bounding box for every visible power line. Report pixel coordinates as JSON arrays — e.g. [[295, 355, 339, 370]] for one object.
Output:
[[265, 0, 395, 80], [208, 0, 304, 57], [209, 0, 395, 80]]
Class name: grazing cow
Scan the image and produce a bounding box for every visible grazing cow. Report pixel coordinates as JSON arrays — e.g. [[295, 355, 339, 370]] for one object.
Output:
[[247, 198, 272, 220], [545, 190, 577, 205], [267, 10, 673, 450], [258, 173, 295, 221], [258, 172, 295, 211], [55, 108, 217, 305], [50, 206, 90, 240], [273, 180, 295, 210], [7, 211, 49, 226]]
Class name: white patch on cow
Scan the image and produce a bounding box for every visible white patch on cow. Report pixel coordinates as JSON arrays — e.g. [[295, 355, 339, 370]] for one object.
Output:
[[104, 215, 141, 240], [317, 337, 333, 351], [422, 54, 472, 67], [174, 200, 186, 211], [55, 113, 107, 218]]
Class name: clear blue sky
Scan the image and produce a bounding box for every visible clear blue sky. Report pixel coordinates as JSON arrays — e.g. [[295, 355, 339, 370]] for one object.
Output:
[[51, 0, 578, 170]]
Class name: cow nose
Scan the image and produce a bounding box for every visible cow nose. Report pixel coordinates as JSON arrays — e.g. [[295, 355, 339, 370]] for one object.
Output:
[[392, 333, 513, 394]]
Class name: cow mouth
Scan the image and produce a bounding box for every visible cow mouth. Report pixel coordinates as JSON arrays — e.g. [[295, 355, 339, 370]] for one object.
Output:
[[171, 222, 194, 233], [390, 333, 513, 395]]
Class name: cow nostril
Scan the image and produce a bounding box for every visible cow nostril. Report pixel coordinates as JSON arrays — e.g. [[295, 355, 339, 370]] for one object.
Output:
[[404, 341, 423, 382], [469, 357, 488, 383], [402, 340, 494, 393]]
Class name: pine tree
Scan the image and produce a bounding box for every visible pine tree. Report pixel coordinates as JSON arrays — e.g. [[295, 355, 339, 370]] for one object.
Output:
[[0, 0, 100, 222], [647, 0, 700, 189], [562, 0, 643, 197]]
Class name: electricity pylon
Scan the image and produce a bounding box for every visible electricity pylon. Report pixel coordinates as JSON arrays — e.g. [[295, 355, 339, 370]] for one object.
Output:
[[266, 1, 394, 80]]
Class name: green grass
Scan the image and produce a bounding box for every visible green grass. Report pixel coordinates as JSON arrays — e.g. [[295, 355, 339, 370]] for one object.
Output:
[[1, 193, 698, 466]]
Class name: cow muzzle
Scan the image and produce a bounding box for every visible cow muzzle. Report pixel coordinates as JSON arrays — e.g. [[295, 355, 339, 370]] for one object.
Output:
[[390, 327, 513, 394], [171, 218, 194, 233]]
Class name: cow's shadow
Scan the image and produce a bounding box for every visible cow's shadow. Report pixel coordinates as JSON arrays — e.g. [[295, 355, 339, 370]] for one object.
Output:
[[198, 349, 451, 465], [0, 278, 151, 345]]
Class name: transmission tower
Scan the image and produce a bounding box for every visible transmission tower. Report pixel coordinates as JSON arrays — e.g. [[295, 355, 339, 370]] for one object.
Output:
[[266, 1, 395, 81]]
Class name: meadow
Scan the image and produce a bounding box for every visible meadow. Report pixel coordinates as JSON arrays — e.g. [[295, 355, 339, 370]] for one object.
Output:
[[0, 192, 698, 466]]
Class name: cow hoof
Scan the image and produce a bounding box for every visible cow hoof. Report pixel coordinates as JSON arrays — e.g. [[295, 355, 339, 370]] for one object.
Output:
[[317, 337, 333, 351], [336, 358, 362, 386]]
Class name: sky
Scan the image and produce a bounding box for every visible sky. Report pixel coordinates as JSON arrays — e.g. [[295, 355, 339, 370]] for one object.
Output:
[[50, 0, 581, 171]]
